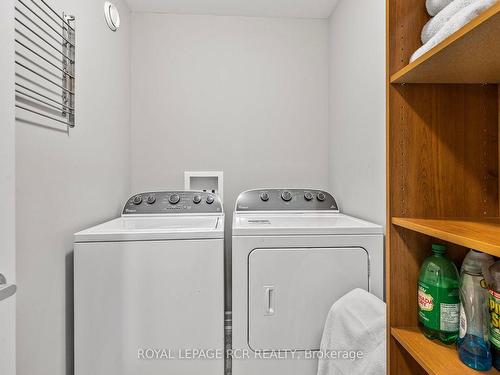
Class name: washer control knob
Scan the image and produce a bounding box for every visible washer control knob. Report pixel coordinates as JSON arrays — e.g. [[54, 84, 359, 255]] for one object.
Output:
[[304, 192, 314, 201], [281, 191, 292, 202], [193, 194, 202, 204], [317, 192, 326, 202], [260, 192, 270, 202], [206, 195, 215, 204], [132, 195, 142, 205], [146, 195, 156, 204], [169, 194, 180, 205]]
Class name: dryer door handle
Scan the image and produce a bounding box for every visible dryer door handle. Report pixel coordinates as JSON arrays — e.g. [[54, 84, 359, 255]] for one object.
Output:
[[264, 286, 276, 316]]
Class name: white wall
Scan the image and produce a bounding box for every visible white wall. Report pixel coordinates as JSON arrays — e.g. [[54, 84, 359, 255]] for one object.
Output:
[[0, 1, 16, 374], [130, 13, 330, 307], [328, 0, 386, 226], [15, 1, 131, 374]]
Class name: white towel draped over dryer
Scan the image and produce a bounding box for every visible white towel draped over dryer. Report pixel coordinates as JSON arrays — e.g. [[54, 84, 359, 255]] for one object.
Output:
[[317, 288, 386, 375], [411, 0, 498, 62]]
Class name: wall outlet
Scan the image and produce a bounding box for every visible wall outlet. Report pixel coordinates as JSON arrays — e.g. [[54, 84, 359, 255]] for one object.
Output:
[[184, 171, 223, 200]]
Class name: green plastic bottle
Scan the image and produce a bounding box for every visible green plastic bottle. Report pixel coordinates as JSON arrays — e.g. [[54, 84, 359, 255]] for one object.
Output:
[[417, 244, 460, 344]]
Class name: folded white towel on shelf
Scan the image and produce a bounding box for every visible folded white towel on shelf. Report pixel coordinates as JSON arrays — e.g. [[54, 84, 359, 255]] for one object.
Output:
[[316, 289, 386, 375], [426, 0, 455, 15], [411, 0, 498, 62], [422, 0, 480, 44], [422, 0, 481, 44]]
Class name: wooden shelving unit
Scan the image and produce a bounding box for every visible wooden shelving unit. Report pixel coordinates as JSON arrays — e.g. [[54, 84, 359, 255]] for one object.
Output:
[[391, 328, 498, 375], [387, 0, 500, 374], [391, 2, 500, 83]]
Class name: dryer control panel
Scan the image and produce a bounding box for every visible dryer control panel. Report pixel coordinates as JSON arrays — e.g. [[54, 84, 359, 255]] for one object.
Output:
[[235, 189, 339, 212], [122, 191, 223, 215]]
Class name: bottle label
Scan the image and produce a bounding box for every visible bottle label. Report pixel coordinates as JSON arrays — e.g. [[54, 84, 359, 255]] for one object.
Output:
[[489, 289, 500, 349], [440, 303, 460, 332], [418, 281, 459, 332], [459, 302, 467, 339], [418, 287, 434, 311]]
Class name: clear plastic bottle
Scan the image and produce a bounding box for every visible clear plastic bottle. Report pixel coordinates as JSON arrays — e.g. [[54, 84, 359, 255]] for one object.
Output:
[[488, 261, 500, 371], [418, 244, 460, 344], [458, 250, 493, 371]]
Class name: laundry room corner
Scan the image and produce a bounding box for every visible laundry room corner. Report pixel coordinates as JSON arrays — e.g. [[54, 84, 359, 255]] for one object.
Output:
[[7, 0, 500, 373], [5, 0, 393, 374]]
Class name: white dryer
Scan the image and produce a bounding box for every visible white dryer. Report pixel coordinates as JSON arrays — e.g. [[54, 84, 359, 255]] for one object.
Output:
[[74, 191, 224, 375], [231, 189, 384, 375]]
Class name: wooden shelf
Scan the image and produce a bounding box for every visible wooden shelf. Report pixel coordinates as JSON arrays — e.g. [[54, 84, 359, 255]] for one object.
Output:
[[392, 217, 500, 257], [390, 3, 500, 83], [391, 327, 498, 375]]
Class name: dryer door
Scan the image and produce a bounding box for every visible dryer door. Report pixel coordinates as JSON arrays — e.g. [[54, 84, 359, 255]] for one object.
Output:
[[248, 247, 368, 352]]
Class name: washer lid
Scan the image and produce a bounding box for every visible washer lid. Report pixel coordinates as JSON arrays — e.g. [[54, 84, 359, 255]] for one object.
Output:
[[232, 213, 382, 236], [75, 215, 224, 242]]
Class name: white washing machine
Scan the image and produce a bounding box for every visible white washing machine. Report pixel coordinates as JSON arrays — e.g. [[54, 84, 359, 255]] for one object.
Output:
[[74, 191, 224, 375], [231, 189, 384, 375]]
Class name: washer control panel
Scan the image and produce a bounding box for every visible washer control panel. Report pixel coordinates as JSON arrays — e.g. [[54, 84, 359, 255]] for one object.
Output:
[[123, 191, 222, 215], [235, 189, 339, 212]]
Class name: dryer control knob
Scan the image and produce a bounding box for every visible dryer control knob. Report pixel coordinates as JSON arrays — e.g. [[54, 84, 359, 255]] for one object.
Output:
[[206, 195, 215, 204], [146, 195, 156, 204], [281, 191, 292, 202], [317, 192, 326, 201], [304, 192, 314, 201], [193, 195, 202, 204], [260, 192, 270, 202], [169, 194, 180, 205], [132, 195, 142, 205]]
